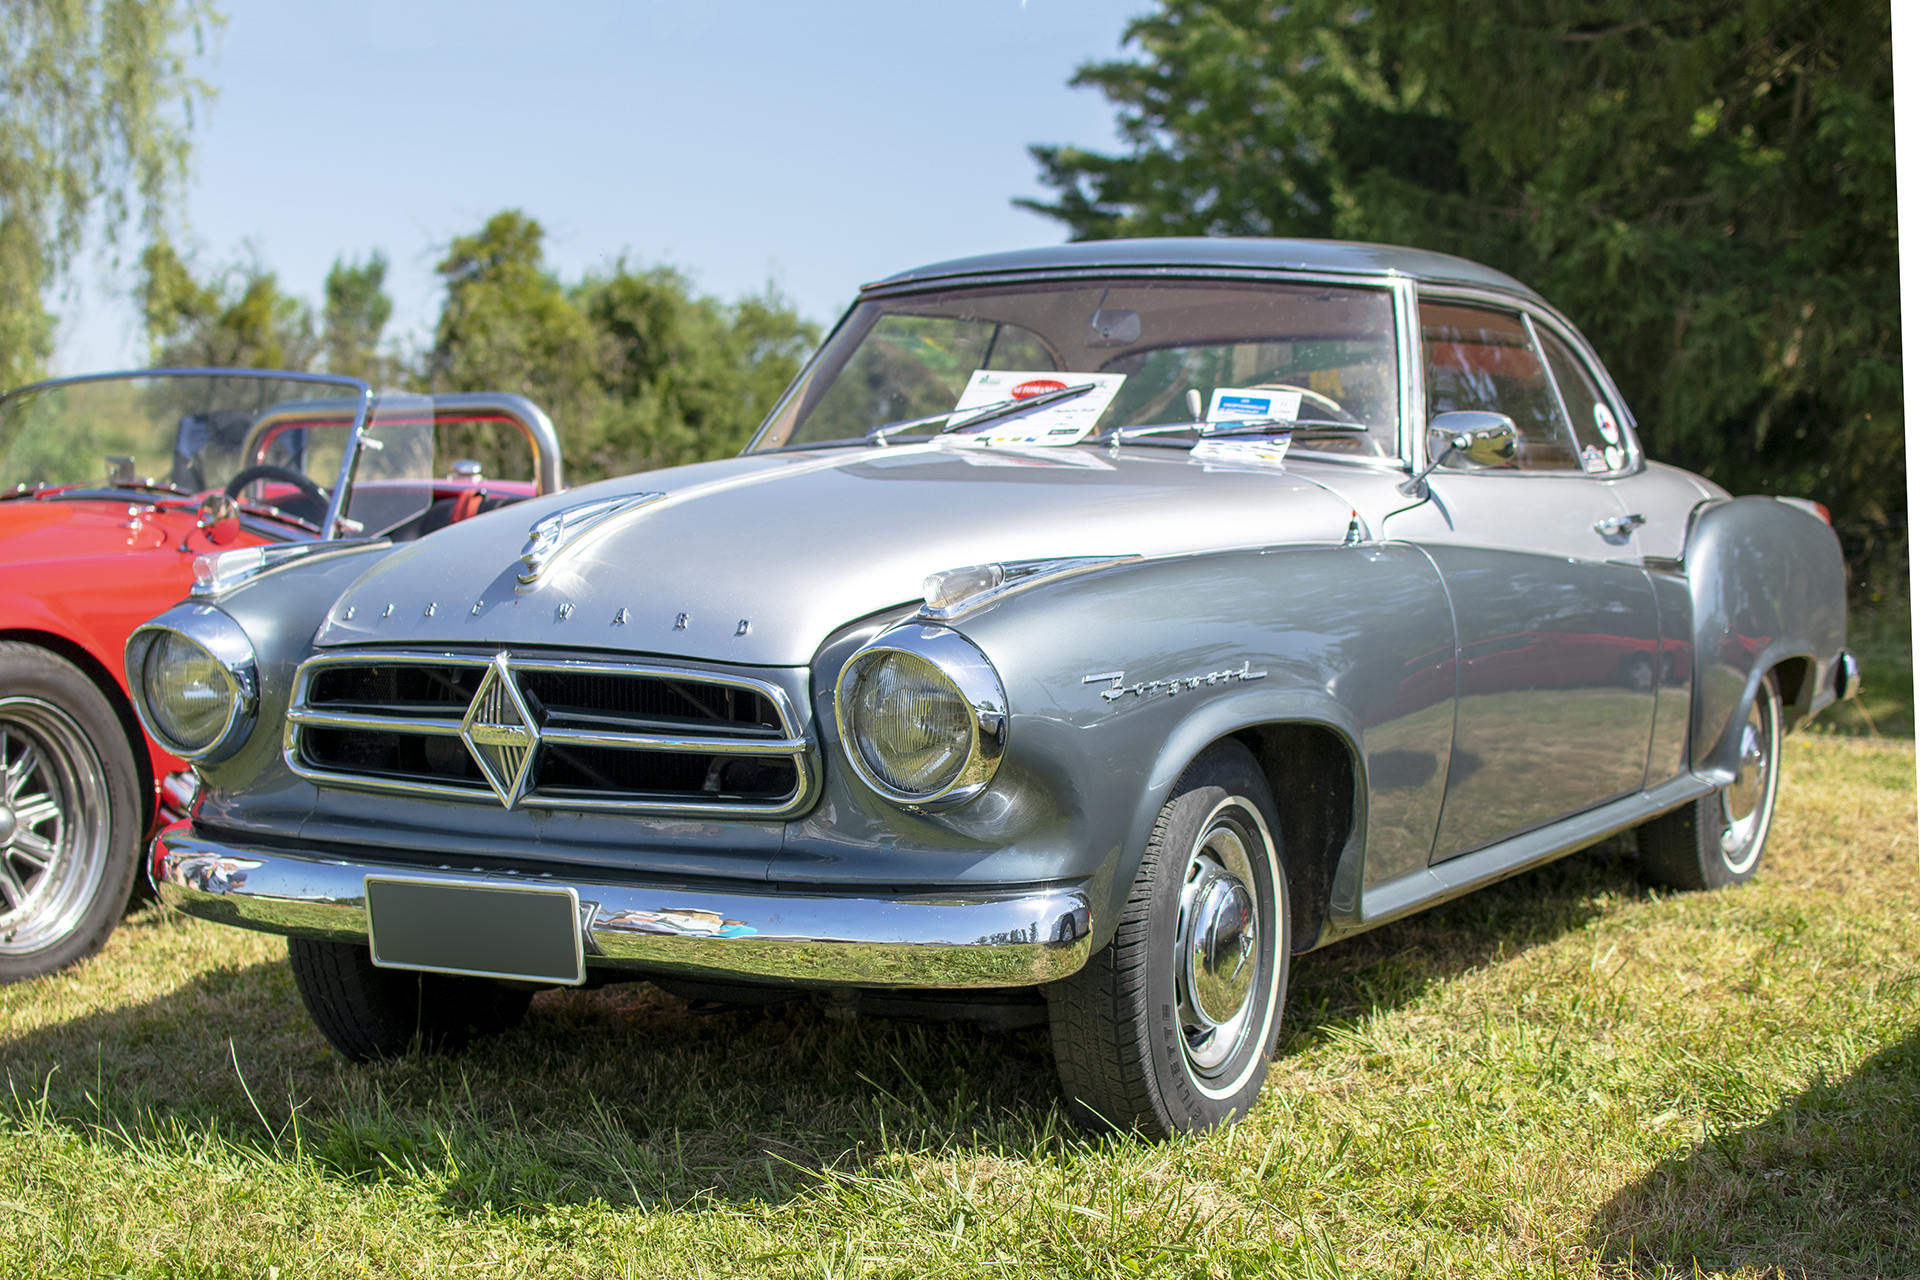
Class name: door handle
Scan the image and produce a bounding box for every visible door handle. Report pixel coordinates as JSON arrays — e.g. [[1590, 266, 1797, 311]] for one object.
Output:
[[1594, 513, 1646, 537]]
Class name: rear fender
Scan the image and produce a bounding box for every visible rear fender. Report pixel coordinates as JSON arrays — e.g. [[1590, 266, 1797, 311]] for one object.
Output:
[[1685, 496, 1846, 780]]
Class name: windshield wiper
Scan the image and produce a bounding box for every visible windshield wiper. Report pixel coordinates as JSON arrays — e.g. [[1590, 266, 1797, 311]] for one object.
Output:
[[866, 382, 1098, 443], [1102, 418, 1370, 445]]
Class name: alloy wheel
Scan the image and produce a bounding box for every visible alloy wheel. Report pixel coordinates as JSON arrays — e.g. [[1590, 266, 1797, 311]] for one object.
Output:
[[0, 699, 112, 957]]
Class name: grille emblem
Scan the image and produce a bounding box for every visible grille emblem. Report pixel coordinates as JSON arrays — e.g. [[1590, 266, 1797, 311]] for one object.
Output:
[[460, 652, 540, 808]]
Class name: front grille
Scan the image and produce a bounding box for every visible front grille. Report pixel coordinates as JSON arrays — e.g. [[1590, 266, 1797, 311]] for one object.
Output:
[[284, 650, 814, 817]]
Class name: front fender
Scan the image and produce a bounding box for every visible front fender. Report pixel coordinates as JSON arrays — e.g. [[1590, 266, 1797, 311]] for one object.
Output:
[[1685, 496, 1846, 780]]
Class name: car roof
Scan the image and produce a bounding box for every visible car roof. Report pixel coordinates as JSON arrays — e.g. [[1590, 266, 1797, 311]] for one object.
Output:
[[863, 236, 1542, 300]]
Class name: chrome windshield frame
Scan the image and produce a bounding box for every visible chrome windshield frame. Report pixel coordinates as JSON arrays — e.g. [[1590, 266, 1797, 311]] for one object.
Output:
[[0, 367, 373, 539]]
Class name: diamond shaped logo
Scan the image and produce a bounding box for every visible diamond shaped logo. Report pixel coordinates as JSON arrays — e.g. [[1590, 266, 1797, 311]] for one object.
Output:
[[460, 652, 540, 808]]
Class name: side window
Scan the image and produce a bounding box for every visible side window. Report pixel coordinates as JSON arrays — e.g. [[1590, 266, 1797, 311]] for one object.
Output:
[[1537, 327, 1630, 474], [1420, 301, 1580, 471]]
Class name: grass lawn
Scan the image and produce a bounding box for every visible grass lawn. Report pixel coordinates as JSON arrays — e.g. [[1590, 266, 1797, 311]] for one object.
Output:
[[0, 737, 1913, 1278]]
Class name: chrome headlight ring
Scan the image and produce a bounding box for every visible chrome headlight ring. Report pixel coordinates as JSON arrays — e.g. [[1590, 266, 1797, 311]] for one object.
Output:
[[124, 604, 260, 763], [833, 624, 1008, 812]]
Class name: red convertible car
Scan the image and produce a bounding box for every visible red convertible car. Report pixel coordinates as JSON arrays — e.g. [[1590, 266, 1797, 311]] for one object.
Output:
[[0, 369, 562, 981]]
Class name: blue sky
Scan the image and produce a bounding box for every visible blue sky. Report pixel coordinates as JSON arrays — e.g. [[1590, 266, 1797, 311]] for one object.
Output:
[[54, 0, 1147, 372]]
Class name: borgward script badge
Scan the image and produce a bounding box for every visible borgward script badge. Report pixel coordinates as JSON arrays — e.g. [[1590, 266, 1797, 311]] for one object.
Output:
[[460, 653, 540, 808]]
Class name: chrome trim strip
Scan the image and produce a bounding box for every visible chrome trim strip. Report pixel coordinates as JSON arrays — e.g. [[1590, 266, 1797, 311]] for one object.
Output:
[[151, 826, 1095, 988], [919, 555, 1141, 622], [1356, 771, 1718, 930], [540, 727, 809, 756], [286, 708, 465, 735], [283, 648, 820, 818], [189, 538, 392, 599]]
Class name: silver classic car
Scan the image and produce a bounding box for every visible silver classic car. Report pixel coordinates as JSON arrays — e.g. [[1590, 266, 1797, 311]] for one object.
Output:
[[128, 239, 1853, 1138]]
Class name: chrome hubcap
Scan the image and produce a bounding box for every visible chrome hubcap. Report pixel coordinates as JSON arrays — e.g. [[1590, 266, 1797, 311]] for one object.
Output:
[[1175, 816, 1263, 1074], [0, 700, 109, 955], [1718, 694, 1774, 875]]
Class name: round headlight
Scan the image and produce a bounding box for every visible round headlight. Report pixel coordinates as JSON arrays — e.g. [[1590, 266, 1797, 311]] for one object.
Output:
[[835, 625, 1007, 809], [141, 632, 234, 753], [847, 651, 974, 795], [125, 605, 259, 762]]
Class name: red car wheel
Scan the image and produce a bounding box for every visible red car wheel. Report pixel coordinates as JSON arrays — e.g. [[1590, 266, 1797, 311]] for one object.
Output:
[[0, 643, 142, 982]]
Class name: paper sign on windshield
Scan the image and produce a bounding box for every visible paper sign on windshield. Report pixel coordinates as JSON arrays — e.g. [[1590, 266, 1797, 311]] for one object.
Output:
[[1207, 387, 1302, 424], [949, 370, 1126, 445]]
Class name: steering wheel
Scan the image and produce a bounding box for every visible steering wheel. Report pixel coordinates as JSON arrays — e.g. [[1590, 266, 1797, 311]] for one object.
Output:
[[224, 464, 330, 525]]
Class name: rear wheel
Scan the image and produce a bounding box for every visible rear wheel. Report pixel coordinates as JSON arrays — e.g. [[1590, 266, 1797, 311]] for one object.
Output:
[[1045, 740, 1288, 1138], [1639, 676, 1782, 891], [287, 937, 533, 1061], [0, 643, 143, 983]]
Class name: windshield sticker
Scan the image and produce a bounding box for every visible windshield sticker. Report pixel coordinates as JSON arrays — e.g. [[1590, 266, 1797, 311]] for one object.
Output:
[[1190, 436, 1292, 470], [1581, 444, 1608, 473], [949, 370, 1125, 446], [1207, 387, 1302, 424], [1593, 403, 1621, 445], [1604, 444, 1625, 470]]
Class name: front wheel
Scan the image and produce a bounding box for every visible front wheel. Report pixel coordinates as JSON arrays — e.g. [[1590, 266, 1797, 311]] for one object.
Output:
[[288, 937, 533, 1061], [1638, 675, 1782, 891], [1045, 739, 1288, 1138]]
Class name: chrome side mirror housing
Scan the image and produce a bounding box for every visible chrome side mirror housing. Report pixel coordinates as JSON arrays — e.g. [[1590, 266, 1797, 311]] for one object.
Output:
[[1429, 411, 1520, 469], [1399, 411, 1520, 496]]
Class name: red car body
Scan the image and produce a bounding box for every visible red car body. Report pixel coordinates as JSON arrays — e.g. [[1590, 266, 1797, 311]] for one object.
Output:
[[0, 373, 561, 980]]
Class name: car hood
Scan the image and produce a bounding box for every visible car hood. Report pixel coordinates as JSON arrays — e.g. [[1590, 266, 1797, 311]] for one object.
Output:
[[313, 442, 1355, 665]]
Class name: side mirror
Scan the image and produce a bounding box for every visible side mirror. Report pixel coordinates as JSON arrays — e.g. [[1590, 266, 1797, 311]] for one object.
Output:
[[195, 492, 241, 546], [1398, 411, 1519, 496], [1428, 411, 1519, 469]]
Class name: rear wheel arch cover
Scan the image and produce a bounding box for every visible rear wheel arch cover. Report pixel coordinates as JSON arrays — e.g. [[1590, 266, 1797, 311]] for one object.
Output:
[[1681, 496, 1846, 778]]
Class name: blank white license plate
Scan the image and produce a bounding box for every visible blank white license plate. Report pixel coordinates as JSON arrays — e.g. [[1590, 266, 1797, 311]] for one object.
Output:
[[365, 877, 584, 985]]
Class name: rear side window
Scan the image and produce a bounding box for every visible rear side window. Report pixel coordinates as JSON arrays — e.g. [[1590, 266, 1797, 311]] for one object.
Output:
[[1421, 302, 1581, 471], [1537, 327, 1631, 473]]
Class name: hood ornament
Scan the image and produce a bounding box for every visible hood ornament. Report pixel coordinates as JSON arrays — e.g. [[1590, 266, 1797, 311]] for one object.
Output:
[[518, 493, 664, 584], [460, 653, 540, 807]]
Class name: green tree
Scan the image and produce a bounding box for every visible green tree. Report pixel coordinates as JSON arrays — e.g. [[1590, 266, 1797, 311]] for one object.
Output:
[[1024, 0, 1900, 587], [578, 262, 817, 474], [139, 239, 319, 370], [0, 0, 217, 389], [427, 210, 818, 481], [323, 250, 397, 383], [426, 209, 600, 469]]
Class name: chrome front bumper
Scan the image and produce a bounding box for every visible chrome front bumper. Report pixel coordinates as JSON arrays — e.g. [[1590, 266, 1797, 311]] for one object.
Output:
[[151, 824, 1093, 989]]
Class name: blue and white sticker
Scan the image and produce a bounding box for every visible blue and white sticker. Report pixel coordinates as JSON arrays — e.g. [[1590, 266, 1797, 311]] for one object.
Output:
[[1208, 386, 1303, 424]]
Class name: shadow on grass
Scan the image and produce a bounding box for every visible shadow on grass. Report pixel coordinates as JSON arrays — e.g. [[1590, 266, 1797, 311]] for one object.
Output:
[[1589, 1028, 1920, 1278], [0, 844, 1643, 1217]]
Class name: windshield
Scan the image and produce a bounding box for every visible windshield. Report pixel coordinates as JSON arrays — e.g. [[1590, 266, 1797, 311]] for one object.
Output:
[[750, 277, 1403, 458], [0, 372, 366, 500], [0, 373, 544, 540]]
